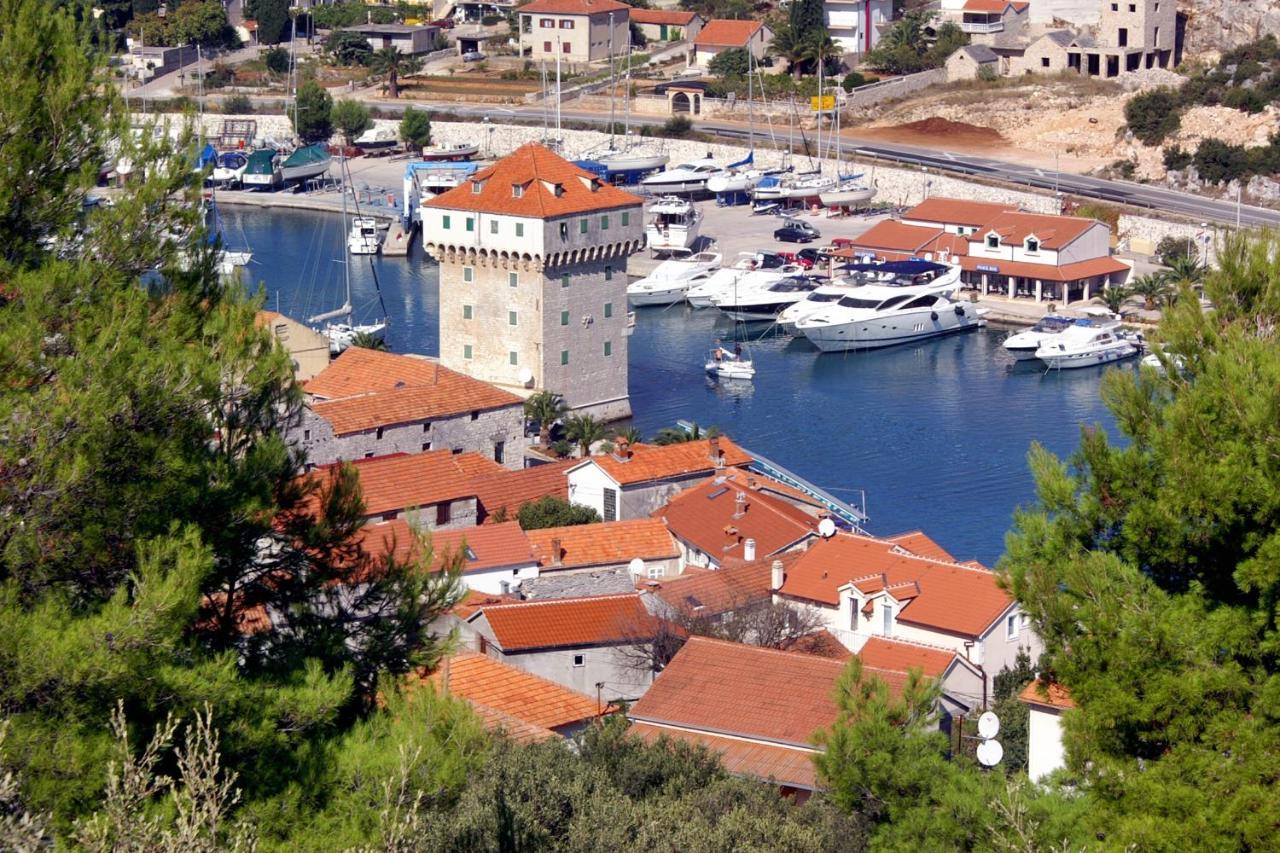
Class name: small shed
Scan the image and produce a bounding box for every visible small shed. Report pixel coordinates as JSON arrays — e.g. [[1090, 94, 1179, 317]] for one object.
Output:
[[945, 44, 999, 81]]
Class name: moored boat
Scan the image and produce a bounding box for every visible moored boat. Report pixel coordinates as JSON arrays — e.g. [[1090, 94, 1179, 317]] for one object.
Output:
[[280, 143, 332, 183], [645, 196, 702, 254], [627, 251, 721, 306], [1034, 321, 1139, 370], [348, 217, 384, 255], [640, 158, 727, 194], [354, 126, 399, 151], [421, 141, 479, 161]]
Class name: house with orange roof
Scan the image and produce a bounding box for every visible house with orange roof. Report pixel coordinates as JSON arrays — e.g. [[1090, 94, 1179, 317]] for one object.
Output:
[[768, 531, 1040, 695], [516, 0, 630, 64], [461, 593, 661, 701], [645, 552, 791, 619], [937, 0, 1030, 41], [566, 435, 754, 521], [255, 310, 331, 382], [469, 458, 575, 523], [419, 652, 606, 741], [842, 196, 1131, 304], [1020, 679, 1073, 780], [689, 18, 771, 69], [525, 518, 681, 579], [294, 348, 528, 469], [653, 474, 820, 570], [352, 519, 540, 595], [629, 8, 703, 44], [422, 143, 644, 421]]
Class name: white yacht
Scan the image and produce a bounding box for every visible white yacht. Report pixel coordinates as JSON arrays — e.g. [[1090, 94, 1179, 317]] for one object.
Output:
[[753, 172, 836, 202], [687, 253, 804, 309], [1002, 314, 1079, 361], [795, 261, 982, 352], [348, 217, 384, 255], [211, 151, 249, 185], [713, 274, 825, 322], [354, 126, 399, 151], [1034, 321, 1139, 370], [645, 196, 702, 253], [818, 175, 875, 208], [594, 144, 669, 173], [627, 251, 721, 306], [778, 283, 857, 333], [640, 158, 727, 194]]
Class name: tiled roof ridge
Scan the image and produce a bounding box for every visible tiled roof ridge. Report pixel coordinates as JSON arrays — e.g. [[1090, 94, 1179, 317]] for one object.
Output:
[[477, 591, 642, 611], [885, 541, 992, 573], [864, 634, 962, 656], [444, 650, 601, 704], [625, 715, 824, 751], [680, 635, 851, 668]]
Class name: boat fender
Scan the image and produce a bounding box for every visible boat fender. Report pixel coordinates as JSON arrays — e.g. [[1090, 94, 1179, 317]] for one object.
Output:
[[930, 311, 938, 321], [955, 305, 966, 316]]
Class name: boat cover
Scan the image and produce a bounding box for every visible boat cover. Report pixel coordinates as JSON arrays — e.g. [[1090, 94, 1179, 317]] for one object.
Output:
[[195, 142, 217, 169], [283, 144, 331, 168], [756, 175, 780, 188], [244, 149, 278, 175], [840, 260, 950, 274], [727, 151, 754, 169]]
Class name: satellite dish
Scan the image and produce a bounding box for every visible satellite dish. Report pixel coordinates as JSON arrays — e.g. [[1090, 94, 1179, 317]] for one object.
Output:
[[818, 518, 837, 538], [976, 738, 1004, 768], [628, 557, 645, 576], [517, 367, 534, 385], [977, 711, 1000, 739]]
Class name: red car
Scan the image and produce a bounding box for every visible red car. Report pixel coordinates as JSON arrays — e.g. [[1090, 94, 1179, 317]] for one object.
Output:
[[430, 18, 455, 28], [774, 251, 815, 270]]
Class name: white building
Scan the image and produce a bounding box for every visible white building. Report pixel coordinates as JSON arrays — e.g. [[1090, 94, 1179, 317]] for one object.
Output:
[[353, 519, 541, 595], [689, 19, 771, 69], [422, 143, 644, 420], [1019, 680, 1074, 781], [825, 0, 893, 55], [517, 0, 631, 64]]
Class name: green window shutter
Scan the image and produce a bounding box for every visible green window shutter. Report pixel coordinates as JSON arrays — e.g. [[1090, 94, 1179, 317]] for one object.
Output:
[[463, 267, 474, 283], [621, 211, 630, 227], [509, 272, 518, 287], [603, 302, 612, 318], [464, 344, 473, 359], [443, 215, 451, 229], [508, 311, 518, 326], [463, 304, 472, 319], [579, 219, 587, 234], [515, 222, 525, 237], [509, 351, 518, 365], [465, 218, 475, 232], [490, 220, 498, 234], [601, 215, 609, 230], [561, 273, 570, 288], [560, 310, 569, 326], [604, 341, 612, 357], [560, 350, 569, 365], [604, 266, 613, 281]]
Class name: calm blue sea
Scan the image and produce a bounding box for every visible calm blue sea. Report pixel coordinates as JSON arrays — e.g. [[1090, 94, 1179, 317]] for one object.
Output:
[[225, 206, 1121, 566]]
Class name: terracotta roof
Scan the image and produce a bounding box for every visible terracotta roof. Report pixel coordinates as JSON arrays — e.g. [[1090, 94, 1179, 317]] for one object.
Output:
[[576, 437, 753, 487], [303, 349, 521, 435], [693, 18, 763, 47], [847, 220, 949, 255], [304, 450, 500, 517], [1019, 679, 1074, 710], [716, 468, 826, 512], [780, 630, 854, 661], [470, 459, 575, 523], [518, 0, 629, 16], [526, 518, 677, 570], [962, 0, 1028, 12], [977, 209, 1097, 251], [630, 637, 907, 748], [885, 530, 956, 562], [475, 593, 658, 651], [630, 723, 818, 790], [777, 533, 1013, 637], [841, 240, 1131, 284], [629, 8, 699, 26], [353, 519, 534, 574], [655, 476, 817, 566], [466, 702, 560, 743], [902, 197, 1011, 227], [647, 552, 794, 615], [423, 142, 642, 219], [255, 309, 283, 326], [453, 589, 519, 619], [197, 592, 272, 636], [423, 652, 601, 731], [857, 636, 957, 677]]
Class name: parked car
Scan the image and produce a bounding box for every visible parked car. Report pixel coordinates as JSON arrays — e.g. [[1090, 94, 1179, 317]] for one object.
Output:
[[431, 18, 456, 28], [796, 248, 823, 268], [756, 251, 787, 269], [462, 50, 486, 62], [774, 251, 815, 270], [774, 219, 820, 244]]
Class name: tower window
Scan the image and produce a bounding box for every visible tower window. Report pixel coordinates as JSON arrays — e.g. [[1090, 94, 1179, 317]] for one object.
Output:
[[463, 304, 472, 319], [463, 267, 474, 283], [604, 341, 612, 357], [509, 351, 518, 365], [561, 273, 570, 288], [603, 302, 613, 318], [621, 211, 630, 227], [508, 310, 518, 326], [509, 272, 518, 287], [489, 220, 498, 234], [601, 215, 609, 230], [560, 350, 569, 365], [559, 222, 568, 240], [463, 344, 473, 359], [465, 218, 475, 232], [515, 222, 524, 237], [560, 310, 570, 326], [442, 215, 451, 229], [579, 218, 588, 235], [604, 265, 613, 281]]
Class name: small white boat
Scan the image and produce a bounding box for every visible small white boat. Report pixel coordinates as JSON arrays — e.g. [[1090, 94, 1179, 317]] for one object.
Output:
[[324, 320, 388, 354], [421, 141, 478, 161], [593, 145, 669, 173], [348, 217, 384, 255], [1002, 314, 1079, 361], [645, 196, 702, 254], [753, 172, 836, 202], [818, 176, 875, 208], [1035, 322, 1139, 370], [211, 151, 249, 185], [627, 251, 721, 306], [713, 274, 826, 322], [705, 346, 754, 381], [640, 158, 727, 194], [217, 250, 252, 277], [280, 144, 333, 184], [354, 126, 399, 151], [1140, 350, 1186, 375]]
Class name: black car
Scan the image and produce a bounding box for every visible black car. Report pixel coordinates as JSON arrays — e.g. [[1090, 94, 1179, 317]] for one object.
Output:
[[797, 247, 823, 266], [774, 220, 820, 244], [756, 250, 787, 269]]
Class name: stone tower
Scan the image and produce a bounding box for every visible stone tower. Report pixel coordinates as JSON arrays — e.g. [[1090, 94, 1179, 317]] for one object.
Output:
[[422, 143, 643, 421], [1098, 0, 1175, 57]]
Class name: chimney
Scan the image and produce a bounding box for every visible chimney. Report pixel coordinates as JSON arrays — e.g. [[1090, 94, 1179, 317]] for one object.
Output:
[[770, 559, 785, 591], [733, 491, 746, 519], [743, 538, 756, 561], [613, 437, 631, 461], [709, 436, 723, 467], [550, 538, 562, 567]]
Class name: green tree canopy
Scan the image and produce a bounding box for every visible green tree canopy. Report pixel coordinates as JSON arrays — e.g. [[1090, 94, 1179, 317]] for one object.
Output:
[[708, 46, 750, 78], [369, 46, 423, 99], [246, 0, 291, 45], [326, 29, 374, 66], [399, 106, 432, 150], [516, 496, 601, 529], [1124, 88, 1182, 145], [293, 78, 333, 142], [331, 98, 372, 144]]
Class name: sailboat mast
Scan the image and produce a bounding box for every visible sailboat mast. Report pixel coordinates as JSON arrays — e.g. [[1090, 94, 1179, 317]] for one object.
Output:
[[555, 40, 562, 145], [607, 15, 616, 146], [623, 40, 633, 144], [341, 167, 352, 323]]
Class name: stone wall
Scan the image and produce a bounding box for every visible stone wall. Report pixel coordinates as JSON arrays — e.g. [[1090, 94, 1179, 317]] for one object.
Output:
[[1118, 213, 1220, 265]]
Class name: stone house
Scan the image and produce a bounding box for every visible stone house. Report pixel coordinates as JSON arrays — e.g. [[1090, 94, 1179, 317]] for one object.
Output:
[[945, 43, 1001, 81], [689, 19, 771, 69], [256, 310, 330, 382], [1009, 30, 1075, 75], [295, 347, 528, 470], [516, 0, 631, 64]]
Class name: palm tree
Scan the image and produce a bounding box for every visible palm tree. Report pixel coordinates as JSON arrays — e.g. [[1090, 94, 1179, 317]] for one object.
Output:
[[349, 331, 387, 351], [1130, 272, 1172, 310], [652, 422, 720, 446], [564, 413, 606, 458], [1095, 284, 1131, 315], [523, 390, 567, 447], [768, 22, 812, 80], [1164, 255, 1204, 288], [369, 47, 423, 99], [611, 425, 643, 446]]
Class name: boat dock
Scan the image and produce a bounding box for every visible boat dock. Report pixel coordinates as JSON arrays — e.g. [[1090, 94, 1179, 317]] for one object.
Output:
[[747, 449, 870, 533]]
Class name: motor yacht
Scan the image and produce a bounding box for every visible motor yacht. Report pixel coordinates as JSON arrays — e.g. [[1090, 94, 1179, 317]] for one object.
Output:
[[777, 282, 859, 333], [645, 196, 702, 254], [211, 151, 249, 185], [685, 252, 796, 308], [354, 126, 399, 151], [421, 141, 479, 161], [1001, 314, 1079, 361], [712, 274, 826, 322], [348, 217, 384, 255], [794, 261, 981, 351], [627, 251, 721, 306], [1034, 321, 1139, 370], [640, 158, 727, 194]]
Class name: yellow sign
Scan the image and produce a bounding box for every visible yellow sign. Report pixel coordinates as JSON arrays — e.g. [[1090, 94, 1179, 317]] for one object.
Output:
[[811, 95, 835, 112]]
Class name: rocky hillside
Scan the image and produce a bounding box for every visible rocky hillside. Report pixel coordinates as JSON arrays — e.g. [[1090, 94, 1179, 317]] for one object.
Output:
[[1180, 0, 1280, 58]]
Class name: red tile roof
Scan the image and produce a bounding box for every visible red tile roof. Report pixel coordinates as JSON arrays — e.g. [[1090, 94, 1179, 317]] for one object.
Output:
[[304, 450, 501, 517], [630, 637, 907, 748], [962, 0, 1028, 12], [629, 8, 699, 26], [630, 722, 819, 790], [453, 589, 519, 619], [857, 636, 958, 677], [475, 594, 659, 651], [303, 349, 521, 435], [902, 197, 1012, 227], [777, 533, 1013, 637], [846, 220, 949, 255], [424, 652, 602, 731], [470, 459, 575, 523], [353, 519, 534, 574], [885, 530, 956, 562], [466, 703, 561, 743], [647, 552, 793, 615], [526, 518, 677, 570], [780, 630, 855, 661], [423, 142, 642, 219], [518, 0, 630, 16], [977, 209, 1097, 251], [1019, 679, 1074, 710], [655, 476, 817, 566], [693, 18, 763, 47], [577, 437, 753, 487]]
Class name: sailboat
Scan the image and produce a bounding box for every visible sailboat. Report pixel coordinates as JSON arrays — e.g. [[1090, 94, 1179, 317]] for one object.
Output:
[[706, 53, 781, 195], [309, 161, 388, 354], [590, 31, 667, 174], [818, 87, 874, 208], [753, 60, 837, 203]]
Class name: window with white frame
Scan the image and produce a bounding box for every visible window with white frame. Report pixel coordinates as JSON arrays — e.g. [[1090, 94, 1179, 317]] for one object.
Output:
[[882, 603, 893, 637], [1006, 613, 1018, 639], [572, 653, 585, 667]]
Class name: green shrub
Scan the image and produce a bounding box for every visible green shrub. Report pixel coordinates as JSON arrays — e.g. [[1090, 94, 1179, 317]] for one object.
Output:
[[1162, 145, 1192, 171], [708, 47, 750, 78], [1193, 137, 1249, 184], [327, 30, 374, 66], [264, 45, 290, 74], [1155, 235, 1196, 266], [660, 114, 693, 138], [480, 13, 503, 25], [1124, 88, 1182, 145], [1222, 86, 1267, 114], [977, 63, 998, 82], [222, 93, 253, 114], [841, 71, 867, 91]]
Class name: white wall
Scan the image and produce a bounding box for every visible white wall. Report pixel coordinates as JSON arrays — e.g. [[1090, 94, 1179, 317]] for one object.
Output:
[[567, 462, 620, 519], [1027, 705, 1066, 780], [465, 563, 541, 594]]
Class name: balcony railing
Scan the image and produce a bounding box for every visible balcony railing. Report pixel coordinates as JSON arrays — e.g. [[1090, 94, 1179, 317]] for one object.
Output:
[[960, 19, 1004, 33]]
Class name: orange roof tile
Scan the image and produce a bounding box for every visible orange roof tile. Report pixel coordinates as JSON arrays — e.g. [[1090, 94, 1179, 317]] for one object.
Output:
[[717, 468, 826, 511], [629, 8, 699, 25], [630, 722, 819, 790], [467, 702, 560, 743], [353, 519, 534, 574], [648, 552, 793, 615], [470, 459, 575, 523], [303, 450, 501, 517], [578, 437, 753, 487], [1019, 679, 1074, 710], [857, 636, 958, 677], [476, 594, 658, 651], [453, 589, 519, 619], [780, 630, 855, 661], [423, 142, 642, 219], [518, 0, 629, 15], [847, 220, 949, 255], [977, 209, 1097, 251], [423, 652, 602, 731], [630, 637, 906, 747], [902, 197, 1012, 227], [777, 533, 1013, 636], [885, 530, 957, 562], [655, 477, 817, 565], [526, 518, 677, 570], [962, 0, 1028, 12], [693, 18, 763, 47]]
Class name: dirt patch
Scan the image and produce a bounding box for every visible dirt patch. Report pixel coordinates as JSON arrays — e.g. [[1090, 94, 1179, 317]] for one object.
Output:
[[849, 116, 1008, 151]]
